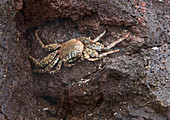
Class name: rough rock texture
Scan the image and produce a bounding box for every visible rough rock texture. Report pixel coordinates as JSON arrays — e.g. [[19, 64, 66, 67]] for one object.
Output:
[[0, 0, 38, 119], [0, 0, 169, 120]]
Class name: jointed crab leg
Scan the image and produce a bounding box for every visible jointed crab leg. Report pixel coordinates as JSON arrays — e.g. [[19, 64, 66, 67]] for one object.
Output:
[[48, 60, 63, 74], [65, 62, 76, 67], [103, 33, 130, 50], [33, 57, 62, 74], [93, 30, 106, 42], [29, 50, 58, 68], [86, 49, 120, 61], [35, 30, 61, 51], [44, 56, 60, 71]]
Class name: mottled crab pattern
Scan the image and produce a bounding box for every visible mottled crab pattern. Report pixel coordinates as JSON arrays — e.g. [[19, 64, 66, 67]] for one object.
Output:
[[29, 30, 130, 74]]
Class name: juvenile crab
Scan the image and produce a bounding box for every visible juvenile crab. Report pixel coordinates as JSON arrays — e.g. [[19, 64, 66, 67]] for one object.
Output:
[[29, 30, 130, 74]]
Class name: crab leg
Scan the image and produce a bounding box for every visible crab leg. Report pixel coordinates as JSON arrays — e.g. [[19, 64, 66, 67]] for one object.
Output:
[[87, 49, 120, 61], [65, 62, 76, 67], [33, 56, 61, 74], [44, 56, 60, 71], [29, 50, 58, 68], [93, 30, 106, 42], [78, 37, 93, 44], [103, 33, 130, 50], [35, 30, 61, 51], [78, 30, 106, 44], [48, 60, 62, 74]]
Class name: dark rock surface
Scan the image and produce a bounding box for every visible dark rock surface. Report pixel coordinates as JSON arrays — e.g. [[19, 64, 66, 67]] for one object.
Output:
[[0, 0, 169, 119], [0, 0, 38, 119]]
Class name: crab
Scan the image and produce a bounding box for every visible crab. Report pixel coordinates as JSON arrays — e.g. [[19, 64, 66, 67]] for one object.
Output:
[[29, 30, 130, 74]]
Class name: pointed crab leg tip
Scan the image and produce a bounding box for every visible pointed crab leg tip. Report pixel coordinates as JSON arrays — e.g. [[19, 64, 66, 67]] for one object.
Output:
[[102, 30, 106, 35], [93, 30, 107, 42], [110, 49, 120, 54], [126, 33, 130, 38], [115, 49, 120, 52]]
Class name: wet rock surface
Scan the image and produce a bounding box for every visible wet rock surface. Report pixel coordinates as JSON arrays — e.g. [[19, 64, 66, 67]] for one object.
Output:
[[0, 0, 169, 119]]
